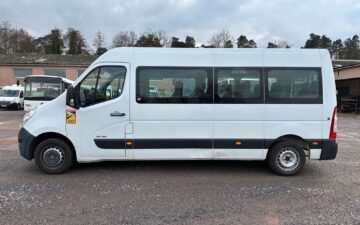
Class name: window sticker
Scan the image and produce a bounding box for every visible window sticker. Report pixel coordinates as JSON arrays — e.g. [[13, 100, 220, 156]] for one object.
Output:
[[66, 109, 76, 124]]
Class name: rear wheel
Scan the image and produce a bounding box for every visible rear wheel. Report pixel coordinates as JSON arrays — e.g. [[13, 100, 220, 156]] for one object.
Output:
[[268, 140, 306, 176], [34, 138, 74, 174]]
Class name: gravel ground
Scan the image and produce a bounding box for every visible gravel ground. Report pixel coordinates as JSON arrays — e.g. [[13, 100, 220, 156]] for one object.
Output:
[[0, 109, 359, 225]]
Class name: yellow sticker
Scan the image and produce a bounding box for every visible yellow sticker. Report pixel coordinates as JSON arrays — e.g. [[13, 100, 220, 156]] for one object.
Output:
[[66, 109, 76, 124]]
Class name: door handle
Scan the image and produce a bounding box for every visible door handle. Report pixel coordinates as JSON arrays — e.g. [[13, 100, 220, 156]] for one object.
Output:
[[110, 111, 126, 117]]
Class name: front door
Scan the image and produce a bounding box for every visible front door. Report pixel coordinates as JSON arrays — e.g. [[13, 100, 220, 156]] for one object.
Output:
[[66, 63, 130, 161]]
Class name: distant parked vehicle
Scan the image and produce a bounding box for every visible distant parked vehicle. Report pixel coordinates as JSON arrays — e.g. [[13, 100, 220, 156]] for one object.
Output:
[[24, 75, 73, 112], [0, 85, 24, 110]]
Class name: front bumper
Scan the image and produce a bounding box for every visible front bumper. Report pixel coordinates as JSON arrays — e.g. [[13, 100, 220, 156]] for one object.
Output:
[[18, 127, 35, 160], [0, 102, 17, 108], [320, 139, 338, 160]]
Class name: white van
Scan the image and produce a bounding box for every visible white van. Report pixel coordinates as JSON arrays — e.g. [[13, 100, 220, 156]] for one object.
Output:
[[18, 48, 338, 176], [0, 85, 24, 110]]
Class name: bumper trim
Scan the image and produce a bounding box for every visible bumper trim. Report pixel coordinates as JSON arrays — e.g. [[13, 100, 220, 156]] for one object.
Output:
[[320, 139, 338, 160], [18, 128, 35, 160]]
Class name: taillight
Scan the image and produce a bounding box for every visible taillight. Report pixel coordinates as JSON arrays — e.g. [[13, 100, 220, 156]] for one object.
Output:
[[329, 107, 337, 140]]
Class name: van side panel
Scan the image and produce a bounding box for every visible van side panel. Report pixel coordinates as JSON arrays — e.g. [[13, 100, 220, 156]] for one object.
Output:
[[212, 51, 265, 159], [263, 50, 324, 144], [130, 50, 214, 159], [321, 51, 337, 139]]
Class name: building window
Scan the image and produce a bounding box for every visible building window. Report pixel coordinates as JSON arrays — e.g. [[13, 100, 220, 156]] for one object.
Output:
[[44, 69, 66, 78], [13, 68, 33, 78]]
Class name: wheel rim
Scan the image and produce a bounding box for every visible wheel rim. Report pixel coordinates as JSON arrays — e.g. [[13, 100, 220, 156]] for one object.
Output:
[[42, 147, 64, 167], [276, 147, 300, 171]]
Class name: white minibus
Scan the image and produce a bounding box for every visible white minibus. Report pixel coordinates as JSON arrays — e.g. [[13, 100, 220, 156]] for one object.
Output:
[[24, 75, 73, 112], [18, 48, 338, 176], [0, 85, 24, 110]]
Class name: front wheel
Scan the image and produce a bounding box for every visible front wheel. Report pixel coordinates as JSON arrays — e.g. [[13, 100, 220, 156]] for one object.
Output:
[[34, 138, 74, 174], [268, 140, 306, 176]]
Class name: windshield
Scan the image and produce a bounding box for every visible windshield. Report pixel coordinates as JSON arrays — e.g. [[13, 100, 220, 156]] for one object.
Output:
[[25, 78, 63, 100], [0, 89, 19, 97]]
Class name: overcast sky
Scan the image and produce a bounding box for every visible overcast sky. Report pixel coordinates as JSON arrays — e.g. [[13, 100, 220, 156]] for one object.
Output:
[[1, 0, 360, 49]]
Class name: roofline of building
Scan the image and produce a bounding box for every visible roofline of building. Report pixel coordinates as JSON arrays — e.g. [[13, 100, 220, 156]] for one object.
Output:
[[333, 63, 360, 71], [0, 63, 89, 67], [335, 77, 360, 82]]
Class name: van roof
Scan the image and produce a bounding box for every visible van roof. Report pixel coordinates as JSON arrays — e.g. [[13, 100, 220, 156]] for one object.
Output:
[[92, 47, 330, 68], [2, 85, 24, 90], [24, 75, 74, 84]]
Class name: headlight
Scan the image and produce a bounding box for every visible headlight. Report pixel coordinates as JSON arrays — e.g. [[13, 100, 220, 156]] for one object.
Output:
[[23, 108, 37, 125]]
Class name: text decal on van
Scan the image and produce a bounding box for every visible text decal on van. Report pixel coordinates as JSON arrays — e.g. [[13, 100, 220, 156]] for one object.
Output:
[[66, 109, 76, 124]]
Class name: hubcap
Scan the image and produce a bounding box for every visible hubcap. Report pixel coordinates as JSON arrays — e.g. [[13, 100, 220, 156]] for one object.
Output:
[[42, 147, 64, 167], [276, 148, 299, 171]]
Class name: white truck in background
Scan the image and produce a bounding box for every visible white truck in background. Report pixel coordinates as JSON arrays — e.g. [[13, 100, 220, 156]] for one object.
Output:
[[24, 75, 73, 112], [0, 85, 24, 110]]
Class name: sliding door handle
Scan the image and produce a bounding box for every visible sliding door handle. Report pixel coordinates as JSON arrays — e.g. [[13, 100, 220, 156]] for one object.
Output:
[[110, 111, 126, 117]]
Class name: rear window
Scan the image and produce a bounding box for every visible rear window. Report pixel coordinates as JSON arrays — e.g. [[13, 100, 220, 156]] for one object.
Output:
[[265, 68, 322, 104]]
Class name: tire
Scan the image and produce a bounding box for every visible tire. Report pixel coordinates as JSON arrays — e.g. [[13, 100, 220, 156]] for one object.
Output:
[[34, 138, 74, 174], [16, 103, 21, 110], [268, 140, 306, 176]]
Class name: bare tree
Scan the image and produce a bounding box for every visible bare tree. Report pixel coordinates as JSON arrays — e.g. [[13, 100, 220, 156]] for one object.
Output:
[[0, 21, 12, 54], [112, 31, 137, 47], [154, 30, 171, 47], [10, 28, 36, 53], [208, 29, 233, 48], [93, 30, 105, 49], [0, 21, 36, 54], [93, 30, 107, 55]]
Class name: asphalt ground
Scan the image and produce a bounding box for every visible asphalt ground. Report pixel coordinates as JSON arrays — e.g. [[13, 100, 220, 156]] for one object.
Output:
[[0, 109, 359, 225]]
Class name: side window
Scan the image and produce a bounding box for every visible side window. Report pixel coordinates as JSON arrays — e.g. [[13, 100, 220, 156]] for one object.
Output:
[[79, 66, 126, 107], [136, 67, 212, 103], [20, 91, 23, 98], [266, 68, 322, 104], [215, 68, 262, 103]]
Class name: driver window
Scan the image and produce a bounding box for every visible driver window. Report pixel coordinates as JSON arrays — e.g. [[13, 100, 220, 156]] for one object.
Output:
[[79, 66, 126, 107]]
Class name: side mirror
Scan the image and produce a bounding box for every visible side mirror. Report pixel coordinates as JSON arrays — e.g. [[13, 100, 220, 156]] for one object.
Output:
[[66, 86, 79, 109]]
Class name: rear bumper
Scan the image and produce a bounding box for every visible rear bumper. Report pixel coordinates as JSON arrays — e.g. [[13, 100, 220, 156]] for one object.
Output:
[[320, 139, 338, 160], [18, 127, 35, 160]]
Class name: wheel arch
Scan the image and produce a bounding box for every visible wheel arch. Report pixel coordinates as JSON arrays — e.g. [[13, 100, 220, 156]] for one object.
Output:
[[30, 132, 77, 162], [266, 134, 310, 159]]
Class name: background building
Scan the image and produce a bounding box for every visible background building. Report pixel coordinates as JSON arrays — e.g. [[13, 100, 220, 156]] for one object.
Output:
[[333, 60, 360, 113], [0, 54, 97, 87]]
